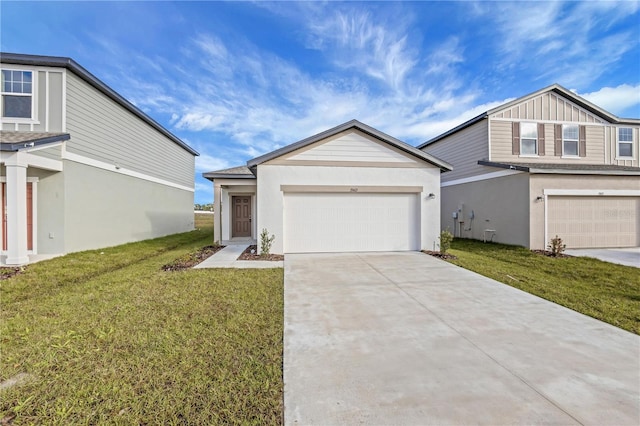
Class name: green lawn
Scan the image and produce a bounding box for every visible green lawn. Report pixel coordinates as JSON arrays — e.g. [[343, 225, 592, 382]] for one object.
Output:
[[447, 239, 640, 335], [0, 221, 283, 424]]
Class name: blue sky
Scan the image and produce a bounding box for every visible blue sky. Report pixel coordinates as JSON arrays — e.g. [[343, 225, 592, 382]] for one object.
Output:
[[2, 1, 639, 204]]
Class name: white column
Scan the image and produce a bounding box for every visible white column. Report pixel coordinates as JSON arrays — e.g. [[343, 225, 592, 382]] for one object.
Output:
[[5, 152, 29, 265], [213, 183, 221, 244]]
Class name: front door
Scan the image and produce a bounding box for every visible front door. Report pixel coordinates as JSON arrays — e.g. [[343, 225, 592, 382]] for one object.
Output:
[[232, 196, 251, 237]]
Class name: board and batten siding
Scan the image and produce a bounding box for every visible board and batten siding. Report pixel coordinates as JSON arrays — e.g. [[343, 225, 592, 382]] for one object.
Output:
[[421, 120, 488, 182], [65, 72, 194, 188], [0, 65, 64, 132], [604, 125, 639, 167], [491, 92, 606, 124]]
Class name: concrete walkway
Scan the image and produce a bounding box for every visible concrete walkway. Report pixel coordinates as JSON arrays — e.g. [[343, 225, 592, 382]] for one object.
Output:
[[193, 244, 283, 269], [284, 252, 640, 425], [565, 247, 639, 268]]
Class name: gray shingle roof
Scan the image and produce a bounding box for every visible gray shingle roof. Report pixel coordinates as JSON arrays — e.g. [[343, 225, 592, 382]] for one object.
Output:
[[1, 131, 70, 151], [478, 160, 640, 175], [203, 165, 255, 180]]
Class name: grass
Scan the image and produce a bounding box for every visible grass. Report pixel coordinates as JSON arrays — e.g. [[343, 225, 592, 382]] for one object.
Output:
[[0, 215, 284, 424], [447, 239, 640, 334]]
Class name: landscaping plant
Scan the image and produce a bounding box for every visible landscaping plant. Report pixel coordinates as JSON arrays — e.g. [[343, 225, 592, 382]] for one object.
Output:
[[547, 235, 566, 257], [260, 228, 276, 257], [438, 228, 454, 255]]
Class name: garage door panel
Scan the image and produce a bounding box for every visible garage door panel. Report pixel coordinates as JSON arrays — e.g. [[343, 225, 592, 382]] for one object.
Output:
[[284, 193, 420, 253], [548, 196, 639, 248]]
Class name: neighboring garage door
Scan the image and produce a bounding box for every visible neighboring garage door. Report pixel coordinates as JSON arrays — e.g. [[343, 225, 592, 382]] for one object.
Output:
[[284, 193, 420, 253], [548, 196, 640, 248]]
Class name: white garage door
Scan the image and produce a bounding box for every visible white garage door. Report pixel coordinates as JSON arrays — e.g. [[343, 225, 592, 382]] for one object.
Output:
[[284, 193, 420, 253], [548, 196, 640, 248]]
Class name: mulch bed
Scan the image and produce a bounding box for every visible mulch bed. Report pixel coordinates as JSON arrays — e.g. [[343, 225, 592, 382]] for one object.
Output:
[[422, 250, 458, 260], [161, 245, 225, 271], [531, 250, 572, 258], [237, 245, 284, 261], [0, 266, 25, 281]]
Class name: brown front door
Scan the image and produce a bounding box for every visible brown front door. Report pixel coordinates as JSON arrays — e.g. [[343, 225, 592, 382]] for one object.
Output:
[[232, 196, 251, 237]]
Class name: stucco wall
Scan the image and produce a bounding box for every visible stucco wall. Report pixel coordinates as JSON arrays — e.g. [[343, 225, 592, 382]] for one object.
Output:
[[62, 160, 194, 253], [440, 173, 531, 247], [256, 164, 442, 254]]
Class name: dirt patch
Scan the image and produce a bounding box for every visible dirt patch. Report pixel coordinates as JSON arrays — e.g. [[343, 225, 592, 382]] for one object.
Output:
[[161, 245, 225, 271], [238, 245, 284, 261], [0, 266, 25, 281], [422, 250, 458, 260], [532, 250, 572, 258]]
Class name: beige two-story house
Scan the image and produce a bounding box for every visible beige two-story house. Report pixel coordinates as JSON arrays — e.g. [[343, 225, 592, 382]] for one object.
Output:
[[420, 84, 640, 250], [1, 53, 198, 265]]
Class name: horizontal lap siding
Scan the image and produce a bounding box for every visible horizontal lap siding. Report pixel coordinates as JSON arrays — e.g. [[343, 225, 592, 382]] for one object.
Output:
[[289, 132, 410, 163], [422, 120, 488, 182], [30, 145, 62, 161], [492, 121, 607, 164], [65, 73, 194, 188]]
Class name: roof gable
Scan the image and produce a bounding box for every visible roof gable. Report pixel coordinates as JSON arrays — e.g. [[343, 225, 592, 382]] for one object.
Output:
[[489, 85, 608, 124], [248, 120, 452, 171], [419, 83, 640, 149]]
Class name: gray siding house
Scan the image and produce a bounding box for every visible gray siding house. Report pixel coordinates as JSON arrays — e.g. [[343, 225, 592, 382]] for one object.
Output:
[[420, 84, 640, 250], [0, 53, 198, 265]]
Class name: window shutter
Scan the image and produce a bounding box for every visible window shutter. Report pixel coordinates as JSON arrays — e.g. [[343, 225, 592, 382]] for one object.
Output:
[[579, 125, 586, 157], [512, 122, 520, 155], [554, 124, 562, 156], [538, 123, 545, 156]]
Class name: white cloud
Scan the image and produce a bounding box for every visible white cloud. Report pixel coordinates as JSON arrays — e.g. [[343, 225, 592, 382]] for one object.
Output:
[[479, 2, 640, 87], [195, 154, 231, 173], [579, 84, 640, 117]]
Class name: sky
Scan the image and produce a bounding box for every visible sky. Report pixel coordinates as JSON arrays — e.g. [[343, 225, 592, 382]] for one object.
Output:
[[2, 1, 639, 204]]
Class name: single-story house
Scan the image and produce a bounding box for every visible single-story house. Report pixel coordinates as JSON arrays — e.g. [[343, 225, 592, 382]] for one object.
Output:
[[1, 53, 198, 265], [419, 84, 640, 250], [204, 120, 452, 254]]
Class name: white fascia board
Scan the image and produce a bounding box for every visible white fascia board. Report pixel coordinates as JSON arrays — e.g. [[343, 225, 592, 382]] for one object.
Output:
[[63, 151, 194, 192], [441, 169, 523, 187], [543, 189, 640, 196], [23, 153, 63, 171]]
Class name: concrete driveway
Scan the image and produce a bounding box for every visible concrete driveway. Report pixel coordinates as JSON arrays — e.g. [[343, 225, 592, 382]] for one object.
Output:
[[565, 247, 639, 268], [284, 252, 640, 425]]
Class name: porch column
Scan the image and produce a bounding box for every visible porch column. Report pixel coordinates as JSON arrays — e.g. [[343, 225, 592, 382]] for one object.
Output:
[[213, 182, 221, 244], [5, 152, 29, 265]]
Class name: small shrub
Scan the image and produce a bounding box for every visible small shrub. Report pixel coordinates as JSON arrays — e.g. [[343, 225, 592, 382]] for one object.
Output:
[[547, 235, 566, 257], [439, 229, 454, 255], [260, 228, 275, 257]]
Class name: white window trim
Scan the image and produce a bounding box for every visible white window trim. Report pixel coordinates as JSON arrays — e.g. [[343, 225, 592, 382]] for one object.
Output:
[[562, 124, 579, 157], [616, 127, 634, 159], [520, 122, 538, 156], [1, 67, 38, 124]]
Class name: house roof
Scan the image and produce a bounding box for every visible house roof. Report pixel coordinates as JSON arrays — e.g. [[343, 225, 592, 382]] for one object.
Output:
[[478, 160, 640, 176], [0, 131, 70, 151], [418, 83, 640, 149], [0, 52, 199, 156], [203, 165, 255, 180], [247, 119, 452, 171]]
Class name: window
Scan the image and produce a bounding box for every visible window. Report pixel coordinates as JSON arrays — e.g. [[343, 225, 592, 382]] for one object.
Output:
[[618, 127, 633, 158], [563, 124, 579, 156], [520, 122, 537, 155], [1, 69, 33, 119]]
